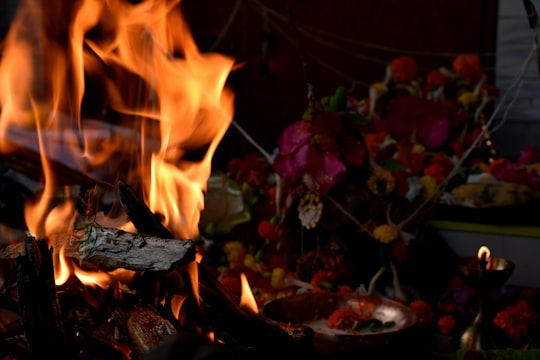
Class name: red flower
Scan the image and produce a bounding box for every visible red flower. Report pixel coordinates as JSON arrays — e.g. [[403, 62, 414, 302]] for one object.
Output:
[[453, 54, 484, 82], [391, 56, 418, 82], [228, 152, 271, 189], [341, 134, 367, 166], [400, 150, 427, 175], [486, 158, 538, 190], [437, 314, 457, 335], [375, 94, 451, 149], [391, 169, 410, 197], [310, 270, 335, 292], [409, 299, 435, 327], [391, 238, 409, 263], [426, 70, 449, 90], [364, 131, 389, 155], [424, 155, 454, 182], [493, 300, 538, 343]]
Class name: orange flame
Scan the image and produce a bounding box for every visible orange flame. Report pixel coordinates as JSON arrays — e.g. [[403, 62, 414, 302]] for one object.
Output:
[[54, 246, 72, 286], [239, 273, 258, 315], [477, 245, 491, 261], [170, 294, 187, 320], [0, 0, 235, 242]]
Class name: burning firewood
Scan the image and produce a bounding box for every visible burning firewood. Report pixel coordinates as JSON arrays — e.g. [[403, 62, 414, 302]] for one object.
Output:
[[16, 235, 67, 359], [116, 181, 318, 358], [123, 302, 177, 356], [1, 225, 196, 273], [77, 225, 196, 272]]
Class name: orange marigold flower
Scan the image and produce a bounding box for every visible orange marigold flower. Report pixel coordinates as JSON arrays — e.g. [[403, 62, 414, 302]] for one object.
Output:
[[409, 299, 435, 327], [437, 314, 457, 335], [390, 56, 418, 82], [327, 308, 366, 330], [364, 131, 389, 155], [486, 157, 509, 175], [310, 270, 335, 291], [453, 54, 484, 82]]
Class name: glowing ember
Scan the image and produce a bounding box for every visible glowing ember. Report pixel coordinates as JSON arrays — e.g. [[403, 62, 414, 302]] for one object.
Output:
[[477, 245, 491, 261], [239, 272, 258, 315]]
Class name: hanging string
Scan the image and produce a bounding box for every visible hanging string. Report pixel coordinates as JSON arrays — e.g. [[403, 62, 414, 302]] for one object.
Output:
[[266, 16, 371, 90], [207, 0, 244, 52], [250, 0, 496, 59]]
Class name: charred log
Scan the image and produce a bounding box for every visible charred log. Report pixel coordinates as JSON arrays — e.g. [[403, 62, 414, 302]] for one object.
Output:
[[115, 180, 318, 358], [122, 302, 177, 357], [117, 181, 172, 239], [16, 236, 67, 359], [78, 225, 196, 272], [1, 226, 196, 272]]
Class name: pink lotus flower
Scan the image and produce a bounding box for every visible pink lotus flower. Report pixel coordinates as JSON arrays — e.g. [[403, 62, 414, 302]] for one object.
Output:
[[273, 114, 347, 195]]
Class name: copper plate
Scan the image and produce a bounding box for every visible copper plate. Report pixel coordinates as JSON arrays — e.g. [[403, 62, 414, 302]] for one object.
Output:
[[262, 292, 418, 353]]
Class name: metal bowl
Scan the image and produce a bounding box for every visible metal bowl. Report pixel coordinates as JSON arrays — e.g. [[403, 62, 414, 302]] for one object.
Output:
[[261, 292, 418, 354]]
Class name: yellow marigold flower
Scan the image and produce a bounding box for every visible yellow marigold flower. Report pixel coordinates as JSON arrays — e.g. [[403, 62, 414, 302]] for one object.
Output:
[[372, 224, 399, 244], [370, 82, 388, 95], [271, 268, 286, 288], [457, 91, 478, 106], [419, 175, 439, 200], [367, 168, 396, 195], [244, 254, 256, 270], [411, 144, 425, 153], [223, 240, 246, 269]]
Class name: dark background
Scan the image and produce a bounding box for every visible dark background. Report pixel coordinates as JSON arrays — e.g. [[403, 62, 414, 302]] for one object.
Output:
[[0, 0, 500, 169], [180, 0, 499, 168]]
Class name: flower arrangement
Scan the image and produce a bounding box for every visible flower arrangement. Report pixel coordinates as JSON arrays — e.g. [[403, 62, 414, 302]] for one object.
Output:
[[198, 54, 540, 349]]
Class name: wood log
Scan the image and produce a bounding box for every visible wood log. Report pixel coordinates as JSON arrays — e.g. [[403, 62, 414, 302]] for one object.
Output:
[[77, 225, 196, 272], [1, 227, 195, 272], [122, 302, 177, 357], [115, 181, 317, 358], [16, 236, 68, 360]]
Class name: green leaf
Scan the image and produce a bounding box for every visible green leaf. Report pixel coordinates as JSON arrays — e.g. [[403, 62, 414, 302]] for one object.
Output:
[[379, 159, 407, 171]]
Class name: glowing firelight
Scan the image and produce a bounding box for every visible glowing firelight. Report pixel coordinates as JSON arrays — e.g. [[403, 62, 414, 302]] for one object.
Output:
[[477, 245, 491, 261], [0, 0, 237, 332], [0, 0, 236, 242], [239, 273, 258, 315]]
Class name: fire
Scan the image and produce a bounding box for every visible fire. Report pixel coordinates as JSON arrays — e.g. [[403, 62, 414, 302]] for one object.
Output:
[[0, 0, 236, 241], [239, 272, 258, 315], [1, 0, 237, 350], [54, 246, 72, 286], [477, 245, 491, 261]]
